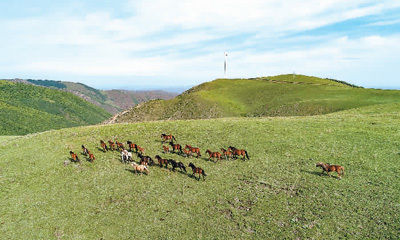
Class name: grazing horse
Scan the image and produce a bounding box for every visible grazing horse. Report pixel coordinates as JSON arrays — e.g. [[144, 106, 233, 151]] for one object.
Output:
[[81, 145, 89, 156], [155, 155, 168, 168], [188, 163, 206, 181], [316, 162, 344, 179], [127, 141, 137, 152], [162, 145, 170, 154], [169, 142, 182, 154], [116, 141, 124, 151], [100, 140, 108, 152], [220, 148, 233, 160], [69, 151, 80, 163], [161, 134, 176, 143], [108, 140, 116, 151], [121, 150, 133, 163], [131, 162, 149, 175], [206, 150, 222, 162], [88, 151, 95, 162]]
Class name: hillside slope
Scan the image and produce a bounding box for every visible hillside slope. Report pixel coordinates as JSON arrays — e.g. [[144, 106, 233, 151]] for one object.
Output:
[[11, 79, 177, 114], [1, 103, 399, 239], [0, 81, 111, 135], [108, 74, 400, 123]]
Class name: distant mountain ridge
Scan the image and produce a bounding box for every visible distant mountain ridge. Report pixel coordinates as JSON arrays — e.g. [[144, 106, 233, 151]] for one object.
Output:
[[106, 74, 400, 124], [0, 80, 111, 135], [7, 78, 177, 114]]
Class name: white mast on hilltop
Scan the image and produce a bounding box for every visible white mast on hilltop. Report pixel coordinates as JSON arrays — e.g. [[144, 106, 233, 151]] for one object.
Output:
[[224, 51, 228, 78]]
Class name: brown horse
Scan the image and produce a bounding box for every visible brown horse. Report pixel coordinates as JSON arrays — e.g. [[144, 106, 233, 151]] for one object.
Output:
[[185, 145, 201, 158], [206, 150, 222, 162], [136, 145, 145, 155], [108, 140, 116, 151], [88, 151, 95, 162], [127, 141, 137, 152], [220, 148, 233, 160], [316, 162, 344, 179], [161, 134, 176, 143], [69, 151, 80, 163], [229, 147, 249, 160], [169, 142, 182, 154], [155, 155, 169, 168], [100, 140, 108, 152], [183, 148, 191, 157], [81, 145, 89, 156], [188, 163, 206, 181], [162, 145, 170, 153]]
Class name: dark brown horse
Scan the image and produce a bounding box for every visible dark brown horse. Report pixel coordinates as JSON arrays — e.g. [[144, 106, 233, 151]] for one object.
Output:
[[116, 141, 124, 151], [169, 142, 182, 154], [138, 153, 153, 166], [69, 151, 80, 163], [188, 163, 206, 181], [206, 150, 222, 162], [161, 134, 176, 143], [100, 140, 108, 152], [127, 141, 137, 152], [155, 155, 168, 168]]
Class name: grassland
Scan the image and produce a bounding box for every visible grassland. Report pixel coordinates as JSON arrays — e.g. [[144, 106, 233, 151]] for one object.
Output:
[[111, 74, 400, 123], [1, 103, 399, 239], [0, 81, 111, 135]]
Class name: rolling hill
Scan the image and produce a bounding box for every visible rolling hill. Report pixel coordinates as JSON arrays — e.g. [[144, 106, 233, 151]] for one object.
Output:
[[0, 81, 111, 135], [107, 74, 400, 123], [0, 103, 399, 239], [10, 79, 177, 114]]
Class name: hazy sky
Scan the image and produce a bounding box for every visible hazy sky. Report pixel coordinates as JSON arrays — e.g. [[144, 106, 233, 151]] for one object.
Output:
[[1, 0, 400, 89]]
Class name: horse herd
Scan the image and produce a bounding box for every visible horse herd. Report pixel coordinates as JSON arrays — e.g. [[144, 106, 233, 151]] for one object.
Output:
[[68, 133, 250, 181]]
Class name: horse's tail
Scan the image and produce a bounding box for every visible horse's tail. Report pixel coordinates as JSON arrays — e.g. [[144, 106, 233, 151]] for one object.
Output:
[[245, 150, 250, 160], [341, 166, 344, 176]]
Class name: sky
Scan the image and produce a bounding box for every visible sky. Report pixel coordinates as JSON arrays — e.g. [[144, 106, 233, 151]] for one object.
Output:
[[0, 0, 400, 90]]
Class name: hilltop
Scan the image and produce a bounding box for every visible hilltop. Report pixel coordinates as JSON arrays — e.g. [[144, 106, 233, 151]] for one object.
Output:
[[108, 74, 400, 124], [9, 79, 177, 114], [0, 81, 111, 135], [1, 103, 399, 239]]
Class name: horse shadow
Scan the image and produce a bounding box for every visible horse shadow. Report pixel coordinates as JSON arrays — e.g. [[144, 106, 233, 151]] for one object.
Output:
[[125, 168, 148, 175], [96, 147, 106, 152], [300, 170, 341, 180]]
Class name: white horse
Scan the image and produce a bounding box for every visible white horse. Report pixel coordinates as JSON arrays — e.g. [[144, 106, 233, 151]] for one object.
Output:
[[121, 150, 132, 163]]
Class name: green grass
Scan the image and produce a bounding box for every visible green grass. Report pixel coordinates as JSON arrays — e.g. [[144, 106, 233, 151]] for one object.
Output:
[[0, 81, 111, 135], [1, 103, 399, 239], [113, 74, 400, 123]]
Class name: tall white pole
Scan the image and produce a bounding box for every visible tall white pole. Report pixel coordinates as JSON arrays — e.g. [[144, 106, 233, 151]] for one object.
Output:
[[224, 52, 228, 78]]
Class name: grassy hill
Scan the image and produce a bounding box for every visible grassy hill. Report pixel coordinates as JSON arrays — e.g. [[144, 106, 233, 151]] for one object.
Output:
[[108, 74, 400, 123], [0, 81, 111, 135], [1, 103, 399, 239], [17, 79, 177, 114]]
